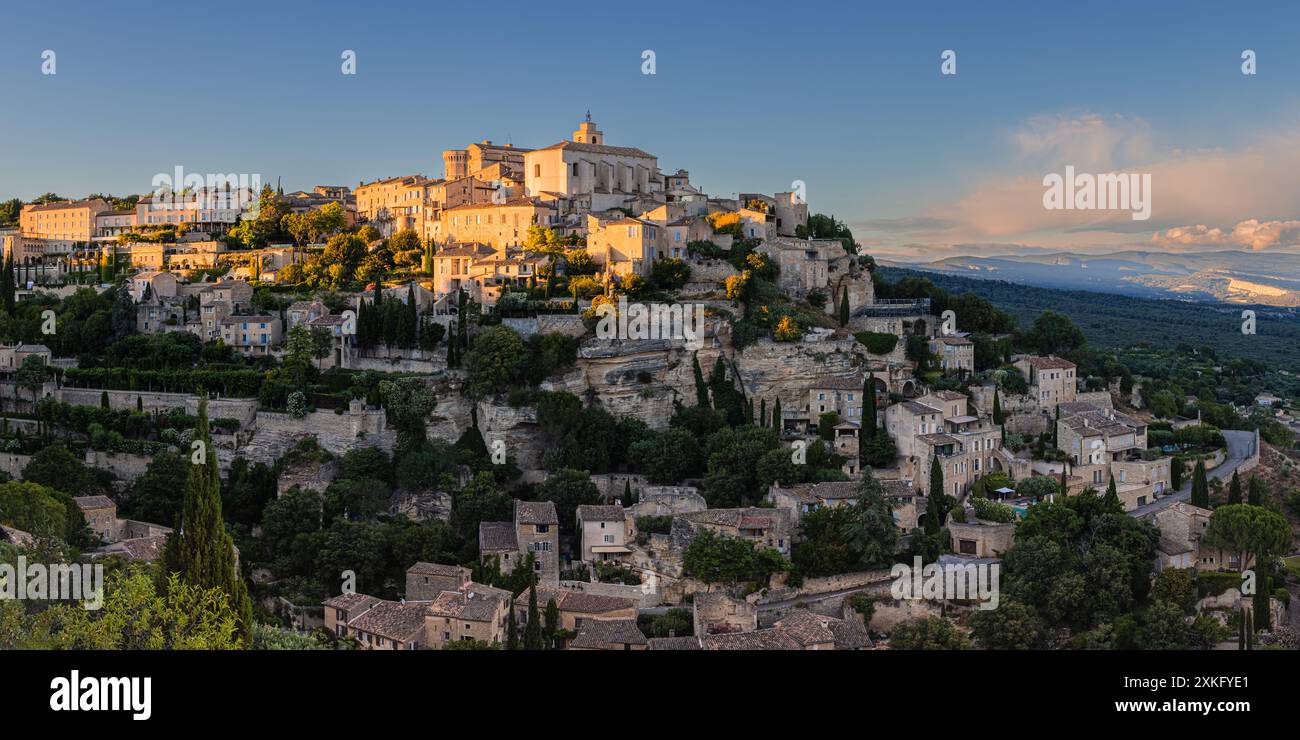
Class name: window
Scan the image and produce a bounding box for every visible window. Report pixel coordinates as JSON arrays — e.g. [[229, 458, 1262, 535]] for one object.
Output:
[[534, 165, 541, 177], [603, 534, 615, 543]]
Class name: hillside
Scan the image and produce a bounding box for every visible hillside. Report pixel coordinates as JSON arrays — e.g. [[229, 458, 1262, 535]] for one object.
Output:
[[879, 267, 1300, 370]]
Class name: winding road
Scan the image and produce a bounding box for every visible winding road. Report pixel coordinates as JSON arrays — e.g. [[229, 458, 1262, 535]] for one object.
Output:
[[1127, 430, 1256, 518]]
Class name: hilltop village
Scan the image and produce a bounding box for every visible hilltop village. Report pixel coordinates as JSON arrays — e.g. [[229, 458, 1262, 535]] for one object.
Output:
[[0, 115, 1295, 651]]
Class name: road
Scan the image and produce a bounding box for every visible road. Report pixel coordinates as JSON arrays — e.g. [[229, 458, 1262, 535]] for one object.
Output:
[[1127, 430, 1256, 518]]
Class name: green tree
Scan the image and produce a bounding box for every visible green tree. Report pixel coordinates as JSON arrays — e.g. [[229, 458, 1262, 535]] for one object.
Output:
[[970, 600, 1045, 649], [53, 570, 241, 650], [1190, 459, 1209, 509], [1226, 470, 1242, 505], [523, 584, 543, 650], [1246, 475, 1266, 506], [156, 399, 254, 647], [543, 597, 560, 649], [925, 455, 945, 534], [888, 616, 971, 650], [837, 289, 849, 327], [1202, 504, 1291, 575], [691, 352, 709, 407], [464, 326, 526, 400]]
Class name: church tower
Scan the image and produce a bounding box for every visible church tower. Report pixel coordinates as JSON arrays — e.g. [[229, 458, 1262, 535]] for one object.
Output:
[[572, 112, 603, 145]]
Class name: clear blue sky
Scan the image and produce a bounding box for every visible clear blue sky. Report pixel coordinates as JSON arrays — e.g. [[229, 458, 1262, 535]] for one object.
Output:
[[2, 0, 1298, 256]]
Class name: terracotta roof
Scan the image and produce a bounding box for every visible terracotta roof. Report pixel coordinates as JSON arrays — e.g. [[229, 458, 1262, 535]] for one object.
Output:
[[648, 635, 702, 650], [74, 495, 115, 511], [407, 562, 467, 577], [775, 610, 871, 649], [1022, 355, 1076, 370], [515, 500, 558, 525], [569, 619, 648, 649], [323, 593, 383, 611], [897, 401, 941, 415], [576, 504, 625, 523], [427, 585, 509, 622], [702, 628, 802, 650], [478, 521, 517, 552], [89, 535, 169, 562], [347, 600, 428, 642], [537, 140, 656, 159], [811, 374, 864, 391], [519, 588, 635, 615]]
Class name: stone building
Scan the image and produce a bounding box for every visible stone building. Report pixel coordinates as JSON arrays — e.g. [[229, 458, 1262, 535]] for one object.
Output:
[[479, 500, 560, 585], [575, 504, 631, 563], [568, 619, 648, 650], [404, 562, 471, 602], [948, 519, 1015, 558], [1015, 355, 1077, 411]]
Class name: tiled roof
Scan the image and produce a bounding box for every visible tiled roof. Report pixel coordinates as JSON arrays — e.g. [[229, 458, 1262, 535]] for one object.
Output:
[[576, 504, 624, 523], [515, 500, 558, 525], [806, 481, 859, 500], [648, 635, 702, 650], [347, 600, 428, 642], [89, 535, 169, 562], [427, 585, 509, 622], [928, 390, 967, 401], [520, 588, 635, 615], [323, 593, 383, 611], [569, 619, 648, 649], [407, 562, 467, 577], [702, 628, 802, 651], [687, 507, 781, 530], [775, 610, 871, 649], [538, 140, 655, 159], [1023, 355, 1076, 370], [478, 521, 517, 552], [74, 495, 115, 511], [897, 401, 941, 415], [811, 374, 863, 391]]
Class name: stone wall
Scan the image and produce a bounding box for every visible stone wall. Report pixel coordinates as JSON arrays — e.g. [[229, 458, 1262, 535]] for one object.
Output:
[[557, 579, 661, 609], [84, 450, 155, 484], [0, 452, 31, 479]]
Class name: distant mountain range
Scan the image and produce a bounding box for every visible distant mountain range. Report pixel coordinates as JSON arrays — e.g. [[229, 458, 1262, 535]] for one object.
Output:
[[880, 249, 1300, 307]]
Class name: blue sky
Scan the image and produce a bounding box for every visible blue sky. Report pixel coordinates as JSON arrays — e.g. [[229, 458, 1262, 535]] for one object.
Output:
[[3, 0, 1300, 258]]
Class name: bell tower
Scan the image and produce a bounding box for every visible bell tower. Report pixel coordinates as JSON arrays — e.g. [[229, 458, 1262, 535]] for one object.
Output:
[[572, 111, 603, 145]]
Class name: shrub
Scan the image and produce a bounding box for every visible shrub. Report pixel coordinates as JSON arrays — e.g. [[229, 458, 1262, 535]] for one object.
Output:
[[853, 331, 898, 355]]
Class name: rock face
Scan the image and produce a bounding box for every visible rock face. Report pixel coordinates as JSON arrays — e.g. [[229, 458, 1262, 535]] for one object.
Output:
[[735, 337, 874, 412], [390, 489, 453, 522]]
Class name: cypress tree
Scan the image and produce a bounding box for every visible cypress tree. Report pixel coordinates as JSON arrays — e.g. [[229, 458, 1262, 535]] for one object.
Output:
[[382, 299, 399, 349], [1104, 475, 1120, 510], [1, 254, 13, 314], [507, 606, 519, 650], [838, 289, 849, 327], [1191, 459, 1209, 508], [544, 597, 560, 649], [759, 398, 767, 428], [1052, 405, 1060, 447], [772, 398, 782, 433], [100, 390, 109, 409], [156, 398, 253, 646], [1247, 475, 1266, 506], [397, 285, 418, 349], [925, 454, 945, 535], [1227, 470, 1242, 505], [691, 352, 709, 407], [1170, 456, 1184, 491], [523, 584, 543, 650], [1253, 571, 1270, 631], [456, 289, 468, 349], [992, 389, 1003, 425]]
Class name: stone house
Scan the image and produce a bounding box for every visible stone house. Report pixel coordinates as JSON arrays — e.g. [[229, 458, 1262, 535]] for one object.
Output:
[[404, 562, 471, 602], [1014, 355, 1077, 411], [930, 335, 975, 373], [807, 374, 867, 427], [343, 600, 429, 650], [766, 481, 863, 521], [479, 500, 560, 585], [692, 591, 757, 636], [514, 588, 637, 636], [425, 583, 512, 649], [1147, 502, 1244, 572], [322, 593, 383, 638], [575, 504, 631, 563], [74, 495, 172, 561], [218, 314, 283, 357], [1057, 402, 1169, 509], [676, 507, 793, 556]]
